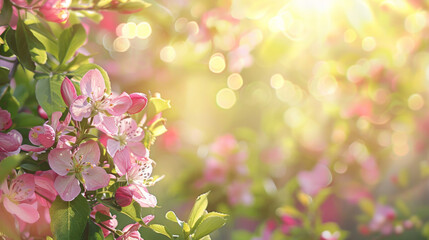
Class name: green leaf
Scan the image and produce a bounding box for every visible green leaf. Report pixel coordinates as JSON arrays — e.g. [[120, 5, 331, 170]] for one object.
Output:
[[26, 20, 59, 59], [83, 220, 105, 240], [95, 212, 112, 223], [121, 201, 144, 224], [0, 86, 19, 118], [58, 24, 86, 66], [0, 0, 12, 26], [149, 117, 168, 137], [0, 154, 24, 184], [13, 112, 44, 128], [50, 195, 90, 240], [188, 192, 209, 229], [147, 97, 171, 120], [166, 211, 184, 227], [35, 74, 66, 116], [193, 212, 228, 240], [149, 224, 172, 239], [70, 63, 111, 94], [116, 0, 151, 12], [18, 19, 47, 65], [309, 188, 332, 213], [8, 26, 34, 71]]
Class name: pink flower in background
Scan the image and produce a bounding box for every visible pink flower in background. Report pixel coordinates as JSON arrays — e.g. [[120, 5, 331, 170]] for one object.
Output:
[[369, 205, 396, 235], [227, 180, 253, 206], [0, 129, 22, 160], [297, 163, 332, 196], [203, 157, 227, 184], [90, 204, 118, 237], [48, 140, 109, 201], [101, 117, 146, 157], [117, 223, 143, 240], [211, 134, 237, 156], [127, 93, 148, 114], [0, 107, 12, 130], [280, 215, 299, 234], [39, 0, 71, 23], [61, 77, 77, 107], [1, 174, 39, 223], [70, 69, 132, 121], [38, 106, 48, 119]]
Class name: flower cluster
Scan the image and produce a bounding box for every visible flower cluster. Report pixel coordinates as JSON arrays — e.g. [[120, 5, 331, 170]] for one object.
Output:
[[0, 69, 160, 239]]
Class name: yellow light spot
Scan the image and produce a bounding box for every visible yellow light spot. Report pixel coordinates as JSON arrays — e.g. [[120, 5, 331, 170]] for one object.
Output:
[[160, 46, 176, 63], [175, 17, 188, 32], [216, 88, 236, 109], [113, 37, 130, 52], [227, 73, 243, 90], [270, 74, 284, 89], [405, 12, 427, 34], [362, 37, 376, 52], [334, 162, 347, 174], [116, 23, 125, 36], [136, 22, 152, 39], [316, 75, 337, 96], [408, 94, 424, 110], [186, 21, 199, 36], [209, 53, 226, 73], [344, 29, 357, 43], [122, 22, 137, 39]]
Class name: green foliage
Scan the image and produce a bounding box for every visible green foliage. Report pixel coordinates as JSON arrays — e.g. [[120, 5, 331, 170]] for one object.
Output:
[[50, 195, 91, 240], [35, 74, 66, 116], [57, 24, 87, 67], [0, 154, 24, 184], [83, 220, 105, 240], [149, 192, 227, 240]]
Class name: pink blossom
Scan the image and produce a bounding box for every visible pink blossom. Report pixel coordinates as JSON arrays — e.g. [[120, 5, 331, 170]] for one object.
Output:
[[101, 117, 146, 157], [280, 215, 299, 234], [297, 163, 332, 196], [0, 107, 12, 130], [39, 0, 71, 23], [203, 157, 227, 184], [211, 134, 237, 156], [28, 124, 55, 148], [120, 184, 157, 208], [0, 130, 22, 160], [369, 205, 396, 235], [38, 106, 48, 119], [48, 140, 109, 201], [34, 171, 58, 207], [61, 77, 77, 107], [90, 204, 118, 237], [227, 181, 253, 206], [1, 174, 39, 223], [117, 223, 143, 240], [127, 93, 148, 114], [70, 69, 132, 122], [114, 148, 153, 185], [228, 46, 253, 73]]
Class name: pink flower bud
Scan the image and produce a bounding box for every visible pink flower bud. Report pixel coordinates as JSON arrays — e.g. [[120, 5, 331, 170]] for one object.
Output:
[[38, 106, 48, 119], [127, 93, 148, 114], [39, 0, 71, 23], [61, 77, 77, 107], [0, 107, 12, 131], [116, 186, 133, 207]]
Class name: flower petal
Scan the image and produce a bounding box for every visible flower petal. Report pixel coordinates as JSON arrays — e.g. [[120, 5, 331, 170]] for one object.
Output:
[[128, 142, 147, 157], [54, 175, 81, 201], [48, 148, 73, 176], [4, 198, 40, 223], [70, 95, 92, 121], [39, 124, 55, 148], [107, 139, 121, 157], [128, 93, 148, 114], [129, 184, 157, 208], [113, 148, 131, 176], [10, 174, 35, 201], [104, 92, 132, 116], [82, 167, 110, 191], [80, 69, 106, 101], [75, 140, 100, 165], [61, 77, 77, 107]]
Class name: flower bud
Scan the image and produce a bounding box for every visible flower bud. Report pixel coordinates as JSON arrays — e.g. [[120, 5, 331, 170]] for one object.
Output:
[[127, 93, 148, 114], [38, 106, 48, 120], [115, 186, 133, 207], [39, 0, 71, 23], [0, 107, 12, 131], [61, 77, 77, 107]]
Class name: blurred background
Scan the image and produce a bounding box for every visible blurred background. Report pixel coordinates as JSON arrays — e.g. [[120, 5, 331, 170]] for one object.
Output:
[[83, 0, 429, 239]]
